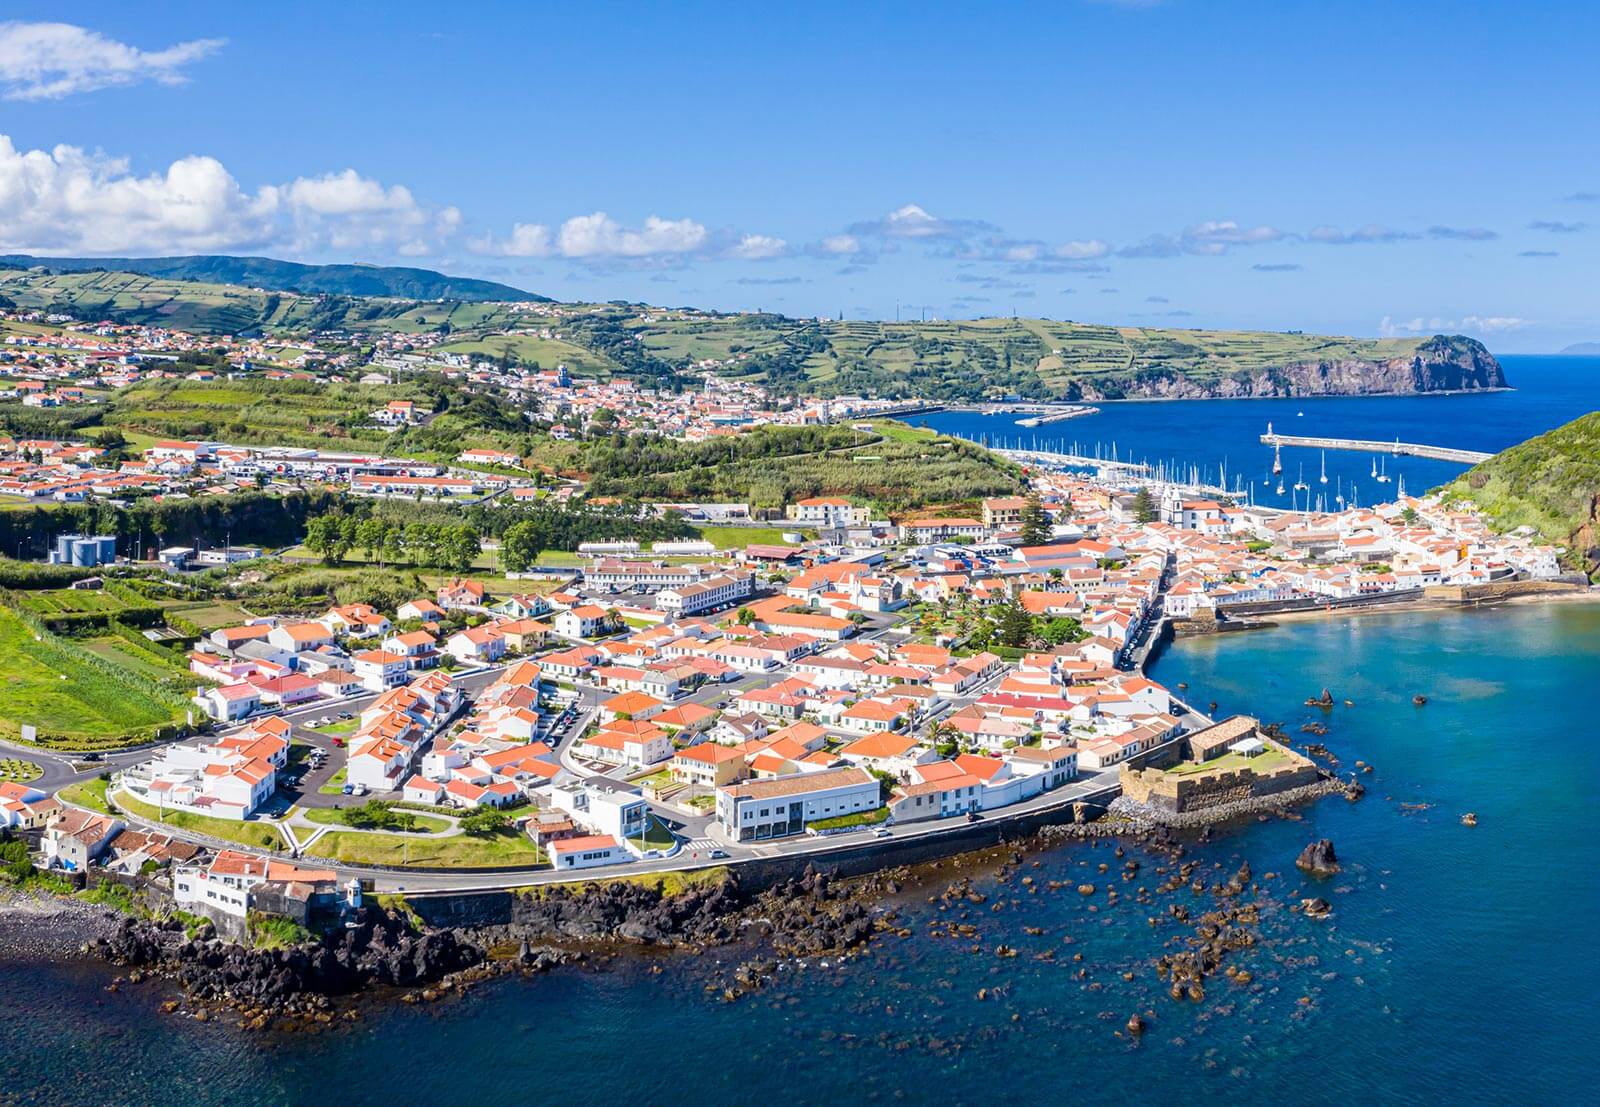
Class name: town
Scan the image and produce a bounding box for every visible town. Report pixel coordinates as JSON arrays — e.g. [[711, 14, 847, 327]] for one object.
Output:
[[0, 302, 1574, 937]]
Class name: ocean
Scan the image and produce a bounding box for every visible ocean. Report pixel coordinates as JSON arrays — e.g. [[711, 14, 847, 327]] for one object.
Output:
[[914, 354, 1598, 504], [2, 357, 1597, 1106]]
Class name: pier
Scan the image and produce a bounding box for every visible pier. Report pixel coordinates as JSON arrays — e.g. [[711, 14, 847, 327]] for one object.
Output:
[[1259, 426, 1491, 464]]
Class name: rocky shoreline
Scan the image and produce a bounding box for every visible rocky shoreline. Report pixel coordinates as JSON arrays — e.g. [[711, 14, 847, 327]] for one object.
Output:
[[1106, 777, 1350, 830]]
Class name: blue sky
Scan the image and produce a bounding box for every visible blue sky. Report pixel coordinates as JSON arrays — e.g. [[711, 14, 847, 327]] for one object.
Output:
[[1, 1, 1596, 349]]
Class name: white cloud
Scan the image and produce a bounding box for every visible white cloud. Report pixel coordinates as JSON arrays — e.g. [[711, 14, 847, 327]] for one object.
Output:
[[729, 233, 787, 260], [557, 212, 707, 258], [1308, 224, 1417, 245], [0, 134, 452, 258], [1380, 314, 1532, 337], [1054, 239, 1110, 259], [882, 203, 948, 238], [819, 233, 860, 255], [468, 222, 554, 257], [0, 21, 224, 101]]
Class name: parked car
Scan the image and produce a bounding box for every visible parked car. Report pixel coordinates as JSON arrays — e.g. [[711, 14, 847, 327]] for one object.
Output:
[[341, 784, 354, 795], [352, 784, 368, 797], [332, 737, 345, 747]]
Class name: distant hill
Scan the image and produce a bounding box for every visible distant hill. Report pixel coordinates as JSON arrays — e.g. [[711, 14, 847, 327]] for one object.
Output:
[[1441, 410, 1600, 577], [1558, 341, 1600, 356], [0, 261, 1504, 401], [0, 254, 542, 303]]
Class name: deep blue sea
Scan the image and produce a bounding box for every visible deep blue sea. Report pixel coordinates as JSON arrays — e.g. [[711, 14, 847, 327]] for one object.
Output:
[[2, 358, 1596, 1106], [917, 354, 1597, 504]]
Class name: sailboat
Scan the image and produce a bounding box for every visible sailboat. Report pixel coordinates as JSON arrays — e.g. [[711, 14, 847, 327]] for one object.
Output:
[[1272, 441, 1283, 475], [1376, 456, 1391, 484], [1335, 476, 1345, 507], [1275, 476, 1285, 495], [1294, 463, 1309, 493], [1397, 473, 1407, 499], [1319, 451, 1328, 484], [1370, 457, 1378, 479]]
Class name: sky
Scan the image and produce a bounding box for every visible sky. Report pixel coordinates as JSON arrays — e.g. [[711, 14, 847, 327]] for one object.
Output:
[[0, 1, 1596, 350]]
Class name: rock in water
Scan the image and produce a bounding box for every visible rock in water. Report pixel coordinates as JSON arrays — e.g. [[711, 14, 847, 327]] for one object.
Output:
[[1413, 694, 1428, 706], [1460, 812, 1478, 827], [1301, 897, 1333, 919], [1126, 1013, 1146, 1035], [1295, 838, 1340, 877]]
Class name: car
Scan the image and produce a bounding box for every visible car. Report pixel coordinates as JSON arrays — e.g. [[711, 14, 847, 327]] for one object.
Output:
[[341, 784, 354, 795], [708, 848, 730, 859], [332, 737, 345, 747], [82, 752, 102, 762], [352, 784, 368, 797], [873, 827, 892, 838], [338, 712, 353, 720], [965, 812, 982, 823]]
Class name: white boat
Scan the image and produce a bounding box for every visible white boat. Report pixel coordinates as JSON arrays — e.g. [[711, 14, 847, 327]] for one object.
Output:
[[1276, 478, 1285, 495], [1376, 456, 1391, 484], [1294, 463, 1308, 493], [1319, 450, 1328, 484]]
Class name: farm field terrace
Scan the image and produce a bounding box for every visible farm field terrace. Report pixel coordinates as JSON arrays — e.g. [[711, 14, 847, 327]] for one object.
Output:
[[0, 605, 188, 746]]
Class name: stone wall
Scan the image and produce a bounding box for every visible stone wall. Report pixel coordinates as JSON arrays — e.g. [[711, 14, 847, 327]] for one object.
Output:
[[1119, 746, 1321, 814]]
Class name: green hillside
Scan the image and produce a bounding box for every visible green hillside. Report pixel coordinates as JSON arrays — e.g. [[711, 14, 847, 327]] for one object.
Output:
[[0, 264, 1502, 401], [1441, 410, 1600, 576], [0, 254, 539, 303]]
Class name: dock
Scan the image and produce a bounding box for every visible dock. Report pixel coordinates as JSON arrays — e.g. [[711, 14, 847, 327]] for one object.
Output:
[[1259, 428, 1491, 464]]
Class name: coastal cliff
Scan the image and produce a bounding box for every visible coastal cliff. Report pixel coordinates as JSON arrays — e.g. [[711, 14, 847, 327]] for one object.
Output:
[[1066, 335, 1506, 401]]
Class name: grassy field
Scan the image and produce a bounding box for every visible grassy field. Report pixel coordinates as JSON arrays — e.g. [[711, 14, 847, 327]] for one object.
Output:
[[301, 806, 451, 833], [58, 776, 113, 813], [0, 606, 187, 746], [694, 525, 809, 549], [435, 333, 618, 377], [306, 826, 544, 868], [160, 599, 255, 632], [525, 864, 731, 897], [112, 787, 284, 849], [80, 636, 191, 682], [10, 589, 146, 617]]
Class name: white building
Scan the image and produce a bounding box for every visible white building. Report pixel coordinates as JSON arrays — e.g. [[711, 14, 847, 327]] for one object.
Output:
[[716, 766, 880, 842]]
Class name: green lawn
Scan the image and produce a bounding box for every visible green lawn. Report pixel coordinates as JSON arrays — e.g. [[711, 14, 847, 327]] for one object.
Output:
[[58, 777, 113, 813], [694, 526, 810, 550], [301, 806, 451, 833], [626, 814, 678, 851], [0, 606, 187, 746], [112, 787, 283, 850], [310, 719, 358, 737], [1167, 749, 1293, 776], [0, 758, 41, 783], [318, 767, 349, 795], [808, 806, 891, 831], [306, 827, 544, 868]]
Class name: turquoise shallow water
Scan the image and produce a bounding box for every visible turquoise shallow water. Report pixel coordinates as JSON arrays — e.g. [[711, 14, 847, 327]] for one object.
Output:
[[5, 603, 1599, 1105]]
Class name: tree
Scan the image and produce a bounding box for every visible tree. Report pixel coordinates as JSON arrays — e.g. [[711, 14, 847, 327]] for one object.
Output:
[[1401, 507, 1420, 525], [1018, 494, 1051, 546], [460, 808, 510, 836], [995, 600, 1035, 649], [1041, 616, 1083, 646], [1132, 487, 1158, 524], [736, 606, 755, 626], [355, 517, 388, 564], [499, 520, 541, 574]]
